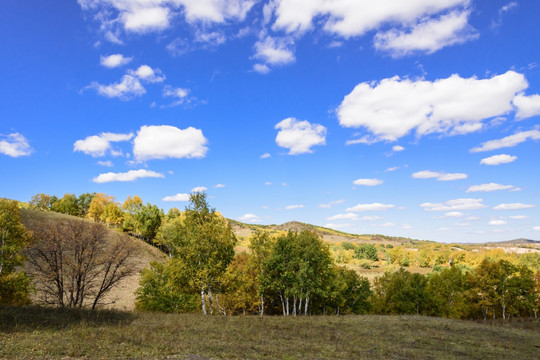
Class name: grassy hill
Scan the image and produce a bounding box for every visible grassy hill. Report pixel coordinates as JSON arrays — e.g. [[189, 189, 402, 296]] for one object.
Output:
[[19, 208, 167, 311], [1, 306, 538, 359]]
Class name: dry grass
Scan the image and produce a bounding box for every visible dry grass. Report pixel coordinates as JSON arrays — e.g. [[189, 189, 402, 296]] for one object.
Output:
[[1, 306, 539, 360]]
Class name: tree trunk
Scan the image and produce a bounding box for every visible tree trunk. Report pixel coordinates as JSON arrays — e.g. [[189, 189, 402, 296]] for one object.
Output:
[[293, 295, 297, 316], [286, 297, 289, 316], [279, 292, 286, 316], [201, 287, 207, 315], [260, 295, 265, 316], [304, 297, 309, 316], [299, 297, 303, 315]]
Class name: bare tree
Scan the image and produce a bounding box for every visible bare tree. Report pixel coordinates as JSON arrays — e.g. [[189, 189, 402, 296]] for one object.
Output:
[[25, 219, 135, 309]]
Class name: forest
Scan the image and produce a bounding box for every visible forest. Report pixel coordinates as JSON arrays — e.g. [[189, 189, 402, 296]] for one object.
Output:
[[1, 191, 539, 321]]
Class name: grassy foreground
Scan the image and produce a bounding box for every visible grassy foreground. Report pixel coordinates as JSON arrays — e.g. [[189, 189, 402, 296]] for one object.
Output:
[[1, 306, 539, 359]]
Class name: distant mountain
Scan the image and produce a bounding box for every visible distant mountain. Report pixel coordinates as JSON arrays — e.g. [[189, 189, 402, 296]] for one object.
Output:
[[489, 238, 540, 245]]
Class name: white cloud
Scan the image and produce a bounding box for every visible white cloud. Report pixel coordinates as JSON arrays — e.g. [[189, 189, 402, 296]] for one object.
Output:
[[381, 222, 395, 227], [444, 211, 464, 218], [253, 64, 271, 74], [489, 220, 507, 226], [493, 203, 536, 210], [513, 94, 540, 120], [326, 213, 358, 221], [353, 178, 383, 186], [325, 223, 353, 230], [214, 184, 226, 188], [374, 10, 477, 57], [385, 166, 400, 172], [97, 160, 114, 167], [129, 65, 165, 83], [93, 169, 164, 183], [338, 71, 528, 142], [100, 54, 132, 68], [480, 154, 517, 165], [191, 186, 208, 193], [0, 133, 32, 157], [79, 0, 255, 36], [402, 224, 413, 229], [74, 132, 133, 157], [318, 199, 345, 208], [162, 193, 190, 202], [162, 85, 191, 106], [470, 130, 540, 152], [264, 182, 272, 186], [88, 75, 145, 100], [412, 170, 467, 181], [466, 183, 517, 193], [253, 36, 295, 66], [421, 198, 486, 212], [275, 117, 326, 155], [360, 216, 383, 221], [260, 153, 271, 159], [533, 226, 540, 231], [285, 204, 304, 210], [133, 125, 208, 161], [346, 203, 395, 212], [509, 215, 528, 220], [237, 213, 262, 223], [271, 0, 469, 38], [392, 145, 405, 152]]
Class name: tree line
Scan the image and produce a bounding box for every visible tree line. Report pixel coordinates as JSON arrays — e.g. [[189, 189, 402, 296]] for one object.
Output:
[[1, 192, 539, 320]]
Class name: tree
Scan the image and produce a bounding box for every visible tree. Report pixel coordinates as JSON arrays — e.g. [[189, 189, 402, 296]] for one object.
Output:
[[122, 195, 143, 232], [372, 268, 427, 315], [77, 192, 96, 217], [25, 219, 135, 309], [248, 230, 273, 315], [52, 193, 81, 216], [134, 203, 163, 242], [0, 199, 32, 305], [354, 243, 379, 261], [29, 193, 55, 211], [87, 193, 115, 222], [426, 266, 469, 318], [168, 192, 236, 315], [220, 253, 259, 315]]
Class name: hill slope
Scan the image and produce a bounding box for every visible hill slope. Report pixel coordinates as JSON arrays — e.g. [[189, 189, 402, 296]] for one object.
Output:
[[19, 209, 167, 310]]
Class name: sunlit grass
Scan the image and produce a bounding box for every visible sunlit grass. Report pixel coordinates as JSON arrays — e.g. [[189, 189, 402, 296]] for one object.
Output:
[[1, 306, 538, 359]]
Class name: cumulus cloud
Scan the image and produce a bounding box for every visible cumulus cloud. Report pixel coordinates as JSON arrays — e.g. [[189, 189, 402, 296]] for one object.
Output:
[[162, 85, 191, 107], [285, 204, 304, 210], [93, 169, 164, 183], [325, 223, 353, 230], [0, 133, 32, 157], [489, 220, 507, 226], [444, 211, 464, 218], [214, 184, 226, 188], [480, 154, 517, 165], [470, 130, 540, 152], [97, 160, 114, 167], [162, 193, 190, 202], [466, 183, 518, 193], [74, 132, 133, 157], [271, 0, 469, 38], [237, 213, 262, 223], [128, 65, 165, 83], [353, 178, 383, 186], [253, 36, 295, 67], [374, 10, 478, 57], [318, 199, 345, 208], [412, 170, 467, 181], [326, 213, 358, 221], [421, 198, 486, 212], [133, 125, 208, 161], [392, 145, 405, 152], [509, 215, 528, 220], [385, 166, 400, 172], [88, 75, 145, 100], [191, 186, 208, 193], [346, 203, 395, 212], [260, 153, 271, 159], [100, 54, 132, 68], [533, 226, 540, 231], [493, 203, 536, 210], [253, 63, 271, 74], [513, 94, 540, 120], [275, 118, 326, 155], [78, 0, 255, 36], [338, 71, 528, 142]]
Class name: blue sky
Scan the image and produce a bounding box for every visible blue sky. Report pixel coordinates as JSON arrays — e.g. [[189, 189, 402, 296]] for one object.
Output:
[[1, 0, 540, 243]]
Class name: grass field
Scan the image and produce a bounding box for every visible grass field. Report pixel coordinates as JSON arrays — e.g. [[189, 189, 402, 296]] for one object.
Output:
[[1, 306, 539, 359]]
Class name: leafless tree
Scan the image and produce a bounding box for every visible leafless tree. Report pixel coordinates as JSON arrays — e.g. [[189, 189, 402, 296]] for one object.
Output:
[[25, 219, 135, 309]]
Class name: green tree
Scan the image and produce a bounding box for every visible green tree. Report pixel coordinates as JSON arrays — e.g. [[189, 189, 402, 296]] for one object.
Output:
[[354, 243, 379, 261], [0, 199, 32, 305], [29, 193, 54, 211], [77, 192, 96, 217], [426, 266, 469, 318], [122, 195, 143, 232], [134, 203, 163, 242], [372, 268, 427, 315], [51, 193, 80, 216], [171, 192, 236, 315], [248, 230, 273, 315]]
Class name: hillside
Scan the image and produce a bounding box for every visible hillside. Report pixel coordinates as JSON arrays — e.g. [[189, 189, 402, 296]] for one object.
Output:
[[19, 209, 167, 310]]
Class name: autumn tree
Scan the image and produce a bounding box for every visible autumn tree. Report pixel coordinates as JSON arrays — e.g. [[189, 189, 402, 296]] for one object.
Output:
[[77, 192, 96, 217], [122, 195, 142, 232], [0, 199, 32, 305], [87, 193, 115, 222], [372, 268, 427, 315], [25, 219, 135, 309], [29, 193, 55, 211], [134, 203, 163, 242], [248, 230, 273, 315], [52, 193, 80, 216]]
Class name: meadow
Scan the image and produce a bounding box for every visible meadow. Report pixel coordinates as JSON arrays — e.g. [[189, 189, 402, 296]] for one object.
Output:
[[1, 306, 539, 359]]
